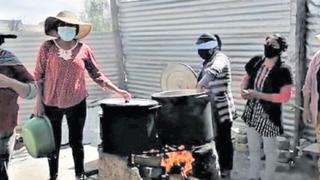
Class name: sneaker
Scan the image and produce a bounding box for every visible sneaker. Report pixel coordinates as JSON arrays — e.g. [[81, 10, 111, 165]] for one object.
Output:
[[220, 169, 231, 178], [47, 175, 58, 180], [75, 173, 87, 180]]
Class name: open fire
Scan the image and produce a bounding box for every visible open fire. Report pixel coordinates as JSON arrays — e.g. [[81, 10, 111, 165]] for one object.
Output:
[[160, 145, 194, 178], [130, 145, 194, 179], [161, 149, 194, 178]]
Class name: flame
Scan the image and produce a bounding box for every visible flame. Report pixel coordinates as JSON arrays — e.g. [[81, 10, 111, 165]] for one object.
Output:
[[160, 146, 194, 178]]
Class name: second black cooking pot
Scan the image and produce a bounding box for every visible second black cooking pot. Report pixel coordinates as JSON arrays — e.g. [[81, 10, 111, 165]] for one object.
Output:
[[152, 89, 214, 146]]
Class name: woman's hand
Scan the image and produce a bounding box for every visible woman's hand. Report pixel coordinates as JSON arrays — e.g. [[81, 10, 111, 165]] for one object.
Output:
[[241, 89, 259, 100], [303, 108, 313, 125], [115, 89, 132, 101], [196, 84, 208, 92], [33, 100, 45, 117], [241, 89, 249, 99]]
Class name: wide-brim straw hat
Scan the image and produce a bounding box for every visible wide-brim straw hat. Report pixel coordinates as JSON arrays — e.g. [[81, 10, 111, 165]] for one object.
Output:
[[45, 11, 92, 39]]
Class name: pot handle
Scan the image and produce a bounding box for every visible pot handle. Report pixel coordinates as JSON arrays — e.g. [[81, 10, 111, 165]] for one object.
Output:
[[195, 94, 209, 99], [148, 105, 162, 110]]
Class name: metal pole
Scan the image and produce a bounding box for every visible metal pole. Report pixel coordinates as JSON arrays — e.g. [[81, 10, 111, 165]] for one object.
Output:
[[290, 0, 307, 164], [110, 0, 127, 90]]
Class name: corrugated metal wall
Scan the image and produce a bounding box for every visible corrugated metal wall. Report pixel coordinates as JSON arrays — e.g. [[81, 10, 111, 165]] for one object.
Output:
[[1, 32, 119, 126], [117, 0, 297, 136], [304, 0, 320, 141]]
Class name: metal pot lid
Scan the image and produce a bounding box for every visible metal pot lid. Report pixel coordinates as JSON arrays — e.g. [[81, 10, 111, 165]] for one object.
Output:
[[152, 89, 206, 98], [99, 98, 159, 107], [160, 63, 197, 91]]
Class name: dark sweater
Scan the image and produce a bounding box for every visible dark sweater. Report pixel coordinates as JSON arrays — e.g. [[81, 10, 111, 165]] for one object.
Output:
[[244, 55, 293, 132]]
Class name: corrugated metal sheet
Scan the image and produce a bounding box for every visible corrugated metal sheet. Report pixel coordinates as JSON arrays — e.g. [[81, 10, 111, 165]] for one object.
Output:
[[1, 32, 119, 126], [303, 0, 320, 141], [117, 0, 297, 136]]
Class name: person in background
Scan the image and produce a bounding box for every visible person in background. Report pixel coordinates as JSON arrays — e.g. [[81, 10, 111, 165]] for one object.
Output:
[[196, 33, 235, 178], [302, 33, 320, 172], [33, 11, 131, 180], [0, 33, 37, 180], [241, 34, 292, 180]]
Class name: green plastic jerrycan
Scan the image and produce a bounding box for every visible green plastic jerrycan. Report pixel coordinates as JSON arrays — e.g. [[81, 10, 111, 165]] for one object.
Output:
[[22, 116, 55, 158]]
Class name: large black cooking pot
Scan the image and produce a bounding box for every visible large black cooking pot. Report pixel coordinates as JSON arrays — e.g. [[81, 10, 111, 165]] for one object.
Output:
[[99, 98, 160, 155], [152, 89, 214, 146]]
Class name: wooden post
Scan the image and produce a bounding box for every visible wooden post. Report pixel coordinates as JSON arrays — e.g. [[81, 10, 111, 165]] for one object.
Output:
[[290, 0, 307, 158], [110, 0, 126, 89]]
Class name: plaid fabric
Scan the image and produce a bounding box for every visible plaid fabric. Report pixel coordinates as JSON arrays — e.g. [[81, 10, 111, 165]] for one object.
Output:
[[243, 100, 280, 137]]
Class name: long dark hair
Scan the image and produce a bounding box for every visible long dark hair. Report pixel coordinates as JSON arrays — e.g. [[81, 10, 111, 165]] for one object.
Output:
[[214, 34, 222, 50]]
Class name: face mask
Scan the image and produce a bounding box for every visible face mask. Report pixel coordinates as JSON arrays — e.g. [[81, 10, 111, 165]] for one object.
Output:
[[264, 44, 281, 58], [198, 49, 214, 60], [57, 26, 76, 42]]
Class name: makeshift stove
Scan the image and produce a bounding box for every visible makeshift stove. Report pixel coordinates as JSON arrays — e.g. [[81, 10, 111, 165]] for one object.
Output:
[[98, 142, 218, 180], [98, 90, 218, 180]]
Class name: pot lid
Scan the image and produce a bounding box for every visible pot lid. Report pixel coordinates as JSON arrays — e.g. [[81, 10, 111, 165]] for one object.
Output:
[[152, 89, 206, 98], [99, 98, 158, 107], [161, 63, 197, 91]]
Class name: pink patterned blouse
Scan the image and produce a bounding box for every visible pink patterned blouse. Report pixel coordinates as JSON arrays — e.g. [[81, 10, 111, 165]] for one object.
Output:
[[34, 40, 111, 108]]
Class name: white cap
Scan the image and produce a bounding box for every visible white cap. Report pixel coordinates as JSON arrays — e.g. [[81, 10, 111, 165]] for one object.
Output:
[[195, 40, 218, 49]]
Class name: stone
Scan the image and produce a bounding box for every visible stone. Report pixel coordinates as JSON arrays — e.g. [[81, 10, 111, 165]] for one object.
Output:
[[237, 134, 248, 144], [98, 152, 141, 180], [277, 136, 290, 151], [278, 150, 291, 163], [235, 143, 248, 153]]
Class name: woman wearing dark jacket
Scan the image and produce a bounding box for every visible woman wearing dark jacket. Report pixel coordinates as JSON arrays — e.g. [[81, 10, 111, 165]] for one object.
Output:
[[241, 34, 293, 180]]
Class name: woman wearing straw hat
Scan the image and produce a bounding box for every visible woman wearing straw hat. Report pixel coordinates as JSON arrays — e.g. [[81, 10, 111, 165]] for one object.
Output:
[[33, 11, 131, 180], [0, 33, 37, 180]]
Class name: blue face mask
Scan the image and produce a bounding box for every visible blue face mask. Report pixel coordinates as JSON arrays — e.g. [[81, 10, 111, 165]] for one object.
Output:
[[57, 26, 76, 42]]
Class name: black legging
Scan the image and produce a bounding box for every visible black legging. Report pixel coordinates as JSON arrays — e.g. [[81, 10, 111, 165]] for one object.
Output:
[[44, 99, 86, 178], [215, 121, 233, 171]]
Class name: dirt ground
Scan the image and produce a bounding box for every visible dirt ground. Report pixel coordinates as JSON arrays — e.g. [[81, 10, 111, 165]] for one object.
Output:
[[7, 144, 319, 180]]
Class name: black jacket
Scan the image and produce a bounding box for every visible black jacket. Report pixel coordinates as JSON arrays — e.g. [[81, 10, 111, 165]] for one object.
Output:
[[245, 55, 293, 132]]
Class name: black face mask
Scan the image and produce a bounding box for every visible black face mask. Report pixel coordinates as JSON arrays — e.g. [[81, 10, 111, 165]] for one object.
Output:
[[264, 45, 281, 58], [198, 49, 214, 60]]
